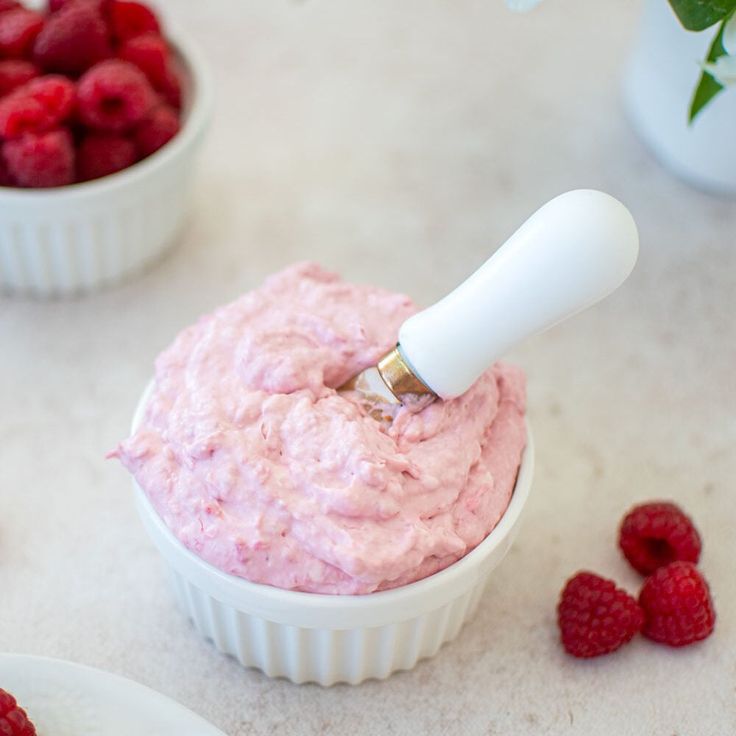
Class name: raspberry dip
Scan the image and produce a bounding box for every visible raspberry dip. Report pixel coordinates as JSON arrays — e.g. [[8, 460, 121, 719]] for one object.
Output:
[[113, 263, 527, 595]]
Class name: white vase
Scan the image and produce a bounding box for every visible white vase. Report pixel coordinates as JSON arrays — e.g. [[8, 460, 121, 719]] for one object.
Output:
[[624, 0, 736, 194]]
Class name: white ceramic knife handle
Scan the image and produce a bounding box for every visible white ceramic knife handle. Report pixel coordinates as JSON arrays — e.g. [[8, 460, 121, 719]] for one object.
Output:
[[398, 189, 639, 399]]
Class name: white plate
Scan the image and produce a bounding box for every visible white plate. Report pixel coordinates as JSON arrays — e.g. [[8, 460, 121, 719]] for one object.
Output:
[[0, 654, 227, 735]]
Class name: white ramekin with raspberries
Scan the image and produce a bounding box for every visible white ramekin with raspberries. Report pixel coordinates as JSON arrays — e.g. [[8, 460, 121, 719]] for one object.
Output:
[[0, 0, 213, 298]]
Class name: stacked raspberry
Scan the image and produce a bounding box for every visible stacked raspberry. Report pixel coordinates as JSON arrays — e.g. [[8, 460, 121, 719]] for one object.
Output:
[[557, 501, 716, 658], [0, 0, 183, 188], [0, 688, 37, 736]]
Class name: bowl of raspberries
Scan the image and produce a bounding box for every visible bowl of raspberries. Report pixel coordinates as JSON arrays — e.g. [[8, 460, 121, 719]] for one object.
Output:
[[0, 0, 212, 297]]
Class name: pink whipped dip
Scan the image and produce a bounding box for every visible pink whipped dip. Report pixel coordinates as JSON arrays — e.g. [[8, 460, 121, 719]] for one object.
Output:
[[113, 263, 527, 595]]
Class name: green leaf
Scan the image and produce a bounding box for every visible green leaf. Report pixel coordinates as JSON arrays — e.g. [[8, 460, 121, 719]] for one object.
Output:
[[689, 19, 728, 122], [668, 0, 736, 30]]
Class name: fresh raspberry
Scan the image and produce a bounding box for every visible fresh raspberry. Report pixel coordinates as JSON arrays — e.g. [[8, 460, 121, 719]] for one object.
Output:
[[0, 8, 44, 59], [619, 501, 701, 575], [0, 93, 46, 137], [0, 688, 37, 736], [26, 74, 75, 118], [77, 131, 136, 180], [0, 2, 20, 15], [639, 561, 715, 647], [3, 128, 75, 186], [118, 32, 168, 88], [77, 59, 155, 132], [108, 1, 160, 42], [0, 59, 38, 96], [33, 0, 111, 75], [557, 571, 644, 658], [134, 103, 177, 156], [0, 74, 75, 137]]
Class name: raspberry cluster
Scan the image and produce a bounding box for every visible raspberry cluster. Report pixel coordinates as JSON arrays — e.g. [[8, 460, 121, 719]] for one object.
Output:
[[557, 501, 715, 658], [0, 688, 37, 736], [0, 0, 182, 188]]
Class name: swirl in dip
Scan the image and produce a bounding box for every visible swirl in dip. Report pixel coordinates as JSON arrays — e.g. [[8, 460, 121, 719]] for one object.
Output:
[[113, 263, 527, 594]]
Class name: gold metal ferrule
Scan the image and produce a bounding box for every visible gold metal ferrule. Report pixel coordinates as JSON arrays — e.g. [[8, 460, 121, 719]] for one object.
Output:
[[377, 346, 437, 410]]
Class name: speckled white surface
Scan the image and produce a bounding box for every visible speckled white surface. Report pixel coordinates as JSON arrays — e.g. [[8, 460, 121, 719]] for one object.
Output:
[[1, 0, 735, 734]]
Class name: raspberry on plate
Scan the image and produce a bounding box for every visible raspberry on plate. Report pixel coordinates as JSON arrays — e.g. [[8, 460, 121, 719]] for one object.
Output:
[[33, 0, 111, 75], [109, 0, 160, 42], [0, 74, 75, 137], [619, 501, 701, 575], [0, 8, 44, 58], [0, 688, 37, 736], [77, 131, 136, 180], [3, 127, 75, 186], [0, 59, 38, 96], [135, 103, 178, 157], [639, 561, 715, 647], [77, 58, 156, 132], [119, 31, 168, 88], [557, 571, 644, 658]]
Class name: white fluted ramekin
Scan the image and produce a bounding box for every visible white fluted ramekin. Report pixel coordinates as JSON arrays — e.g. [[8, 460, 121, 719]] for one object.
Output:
[[131, 386, 534, 686], [0, 31, 212, 299]]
